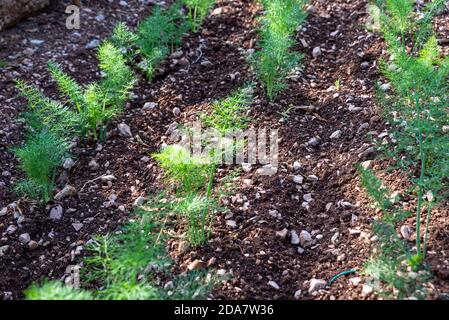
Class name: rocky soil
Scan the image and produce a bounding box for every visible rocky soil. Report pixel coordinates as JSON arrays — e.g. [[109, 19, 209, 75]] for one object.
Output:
[[1, 0, 448, 300]]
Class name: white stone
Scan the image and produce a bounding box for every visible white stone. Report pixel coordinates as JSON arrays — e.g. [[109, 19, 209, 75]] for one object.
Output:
[[118, 123, 132, 138], [300, 230, 312, 246], [290, 230, 300, 245], [292, 175, 304, 184], [308, 279, 327, 294], [268, 281, 280, 290]]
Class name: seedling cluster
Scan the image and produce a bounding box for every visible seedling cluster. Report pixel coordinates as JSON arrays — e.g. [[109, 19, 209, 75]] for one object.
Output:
[[360, 0, 449, 298]]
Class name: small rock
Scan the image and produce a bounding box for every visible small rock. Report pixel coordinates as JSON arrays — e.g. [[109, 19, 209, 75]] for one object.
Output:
[[30, 39, 45, 46], [268, 281, 280, 290], [290, 230, 300, 245], [308, 279, 327, 294], [0, 245, 9, 257], [88, 160, 100, 171], [207, 257, 216, 267], [331, 232, 340, 244], [133, 196, 146, 207], [6, 225, 17, 234], [118, 123, 132, 138], [49, 205, 63, 221], [312, 47, 322, 58], [164, 281, 174, 290], [303, 193, 313, 202], [300, 230, 312, 246], [95, 14, 105, 22], [349, 277, 362, 286], [380, 83, 391, 91], [292, 175, 304, 184], [226, 220, 237, 228], [173, 107, 181, 116], [330, 130, 342, 139], [101, 175, 117, 182], [276, 228, 288, 240], [293, 161, 301, 171], [400, 225, 413, 240], [19, 233, 31, 244], [187, 259, 204, 271], [72, 223, 83, 232], [361, 160, 372, 169], [28, 240, 39, 250], [143, 102, 157, 111], [0, 207, 7, 217], [85, 39, 100, 49], [294, 289, 302, 299], [54, 185, 76, 201], [63, 158, 75, 170], [361, 61, 370, 69], [297, 247, 305, 254], [362, 284, 373, 295], [308, 137, 320, 146]]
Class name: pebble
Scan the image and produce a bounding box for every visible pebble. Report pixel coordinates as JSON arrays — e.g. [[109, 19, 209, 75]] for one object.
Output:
[[331, 232, 340, 244], [0, 207, 7, 217], [28, 240, 39, 250], [349, 277, 362, 286], [290, 230, 300, 245], [400, 225, 413, 240], [72, 223, 84, 232], [293, 161, 301, 171], [312, 46, 321, 58], [330, 130, 342, 139], [226, 220, 237, 228], [361, 61, 370, 69], [88, 160, 100, 171], [268, 281, 280, 290], [276, 228, 288, 240], [173, 107, 181, 116], [85, 39, 100, 49], [143, 102, 157, 111], [101, 175, 117, 182], [63, 158, 75, 170], [308, 137, 320, 146], [30, 39, 45, 46], [299, 230, 312, 247], [54, 185, 76, 201], [6, 225, 17, 234], [362, 284, 373, 295], [297, 247, 305, 254], [50, 205, 63, 221], [187, 259, 204, 271], [133, 196, 146, 207], [294, 289, 302, 299], [19, 233, 31, 244], [0, 245, 9, 257], [303, 193, 313, 202], [308, 279, 327, 294], [380, 83, 391, 91], [292, 175, 304, 184], [118, 123, 132, 138]]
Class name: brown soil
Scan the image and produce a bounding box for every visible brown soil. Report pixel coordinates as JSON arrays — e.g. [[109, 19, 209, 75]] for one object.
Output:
[[0, 0, 448, 300]]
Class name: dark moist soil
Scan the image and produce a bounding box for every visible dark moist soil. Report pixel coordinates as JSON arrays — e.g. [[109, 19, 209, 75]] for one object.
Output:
[[1, 0, 448, 300]]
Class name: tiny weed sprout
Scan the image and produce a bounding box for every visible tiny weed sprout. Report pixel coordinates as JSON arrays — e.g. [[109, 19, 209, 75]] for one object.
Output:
[[13, 131, 68, 203], [361, 0, 449, 298], [202, 84, 254, 134], [182, 0, 215, 32], [253, 0, 308, 100]]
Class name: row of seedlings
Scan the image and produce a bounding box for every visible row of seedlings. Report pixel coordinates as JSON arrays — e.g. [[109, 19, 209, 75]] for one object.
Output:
[[359, 0, 449, 298], [252, 0, 308, 101], [24, 0, 218, 300]]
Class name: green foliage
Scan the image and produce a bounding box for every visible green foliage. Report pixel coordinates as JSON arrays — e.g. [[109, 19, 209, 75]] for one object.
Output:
[[49, 42, 135, 139], [25, 281, 93, 300], [172, 194, 220, 246], [182, 0, 215, 32], [16, 80, 80, 138], [153, 145, 215, 194], [13, 131, 68, 203], [0, 59, 8, 68], [253, 0, 308, 100], [111, 2, 189, 80], [362, 0, 449, 298], [202, 84, 254, 134]]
